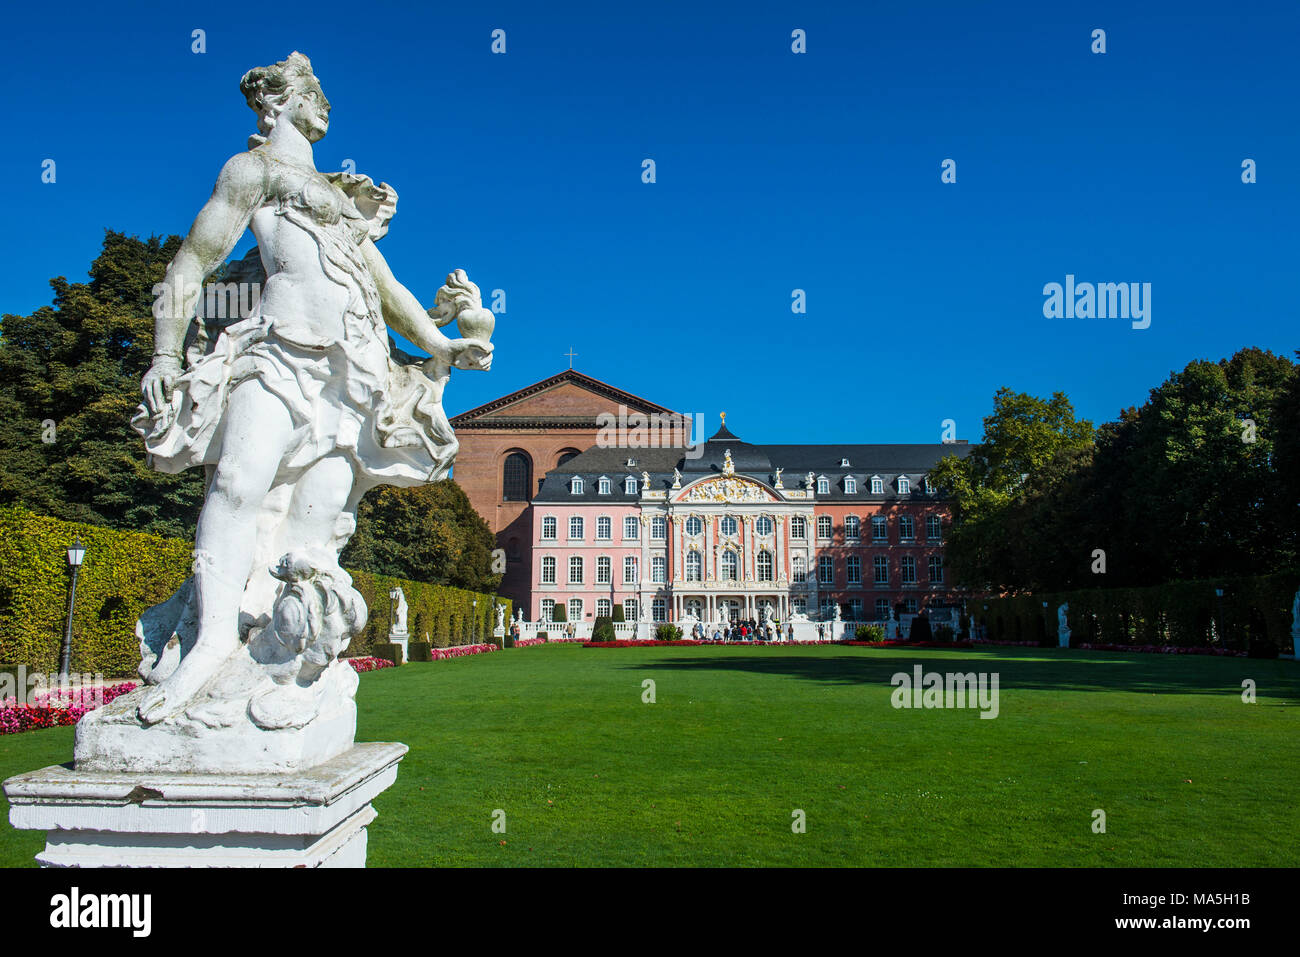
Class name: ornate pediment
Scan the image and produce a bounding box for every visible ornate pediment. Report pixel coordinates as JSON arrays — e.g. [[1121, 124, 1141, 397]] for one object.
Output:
[[678, 476, 777, 504]]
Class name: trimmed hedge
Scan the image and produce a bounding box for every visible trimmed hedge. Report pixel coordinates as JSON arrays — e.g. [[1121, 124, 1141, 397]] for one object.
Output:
[[0, 506, 509, 676], [974, 570, 1299, 655], [408, 641, 433, 662]]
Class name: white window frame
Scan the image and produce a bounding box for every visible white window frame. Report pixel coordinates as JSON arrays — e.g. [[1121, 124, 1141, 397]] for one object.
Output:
[[871, 516, 888, 542], [898, 476, 911, 495], [623, 556, 639, 584], [568, 598, 583, 622], [624, 476, 638, 494], [598, 476, 611, 495], [816, 515, 832, 540], [846, 555, 862, 584], [568, 555, 584, 584], [624, 516, 640, 540], [651, 555, 667, 583], [790, 516, 807, 539], [685, 515, 703, 536], [541, 516, 557, 541], [596, 555, 612, 584], [541, 556, 556, 584], [844, 476, 857, 494], [870, 476, 884, 495], [571, 477, 583, 495], [757, 549, 773, 582], [569, 516, 584, 540], [651, 516, 667, 540], [685, 550, 702, 581], [792, 555, 807, 583], [818, 555, 834, 585], [596, 515, 611, 540], [817, 475, 830, 495], [844, 515, 860, 540], [899, 515, 915, 541]]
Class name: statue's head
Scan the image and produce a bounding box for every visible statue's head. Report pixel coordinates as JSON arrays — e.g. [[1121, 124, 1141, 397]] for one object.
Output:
[[240, 51, 329, 145]]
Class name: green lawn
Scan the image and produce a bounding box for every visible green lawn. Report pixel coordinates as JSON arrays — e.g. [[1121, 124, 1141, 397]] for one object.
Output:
[[2, 644, 1298, 866]]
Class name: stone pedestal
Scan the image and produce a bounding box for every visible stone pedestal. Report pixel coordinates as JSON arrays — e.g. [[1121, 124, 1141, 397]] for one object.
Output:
[[388, 631, 409, 664], [3, 742, 406, 868]]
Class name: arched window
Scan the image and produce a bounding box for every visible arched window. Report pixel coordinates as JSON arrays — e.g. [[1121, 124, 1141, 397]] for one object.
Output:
[[755, 515, 773, 536], [817, 476, 830, 495], [757, 550, 773, 581], [557, 449, 581, 468], [686, 551, 702, 581], [720, 516, 738, 537], [685, 515, 703, 536], [792, 555, 806, 582], [844, 515, 861, 539], [721, 550, 738, 580], [844, 476, 857, 494], [502, 451, 531, 502]]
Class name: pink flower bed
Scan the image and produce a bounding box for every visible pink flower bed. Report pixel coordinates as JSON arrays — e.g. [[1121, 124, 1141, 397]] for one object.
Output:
[[428, 643, 498, 660], [585, 639, 843, 648], [346, 656, 396, 673], [0, 681, 137, 735], [513, 638, 547, 647]]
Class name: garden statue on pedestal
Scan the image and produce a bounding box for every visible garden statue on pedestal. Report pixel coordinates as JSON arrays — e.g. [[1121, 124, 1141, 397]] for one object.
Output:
[[389, 587, 409, 638], [80, 50, 494, 774], [1057, 603, 1071, 649]]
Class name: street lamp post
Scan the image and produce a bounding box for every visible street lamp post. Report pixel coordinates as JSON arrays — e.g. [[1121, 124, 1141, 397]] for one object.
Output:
[[472, 599, 478, 643], [59, 537, 86, 683]]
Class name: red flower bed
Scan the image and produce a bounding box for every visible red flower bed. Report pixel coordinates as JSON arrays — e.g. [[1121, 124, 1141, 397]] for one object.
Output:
[[513, 638, 547, 647], [0, 681, 137, 735], [842, 640, 975, 649], [585, 639, 843, 648], [429, 643, 498, 660]]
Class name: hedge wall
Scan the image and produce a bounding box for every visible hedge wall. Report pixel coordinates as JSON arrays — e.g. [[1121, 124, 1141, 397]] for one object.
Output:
[[974, 570, 1299, 653], [0, 506, 509, 676]]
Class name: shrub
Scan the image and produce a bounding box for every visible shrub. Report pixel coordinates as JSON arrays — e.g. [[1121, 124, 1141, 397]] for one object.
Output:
[[408, 641, 432, 662], [592, 616, 616, 642], [612, 605, 625, 623], [654, 623, 683, 642], [536, 631, 549, 642], [933, 624, 955, 643], [367, 642, 404, 666], [855, 624, 884, 642], [550, 605, 567, 623]]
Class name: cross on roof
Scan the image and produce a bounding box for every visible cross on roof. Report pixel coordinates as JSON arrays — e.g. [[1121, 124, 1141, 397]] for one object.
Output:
[[564, 347, 578, 369]]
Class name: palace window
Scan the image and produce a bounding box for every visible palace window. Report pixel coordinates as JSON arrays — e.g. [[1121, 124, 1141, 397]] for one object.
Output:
[[904, 598, 918, 614], [846, 555, 862, 584], [817, 515, 832, 540], [898, 476, 911, 495], [844, 477, 857, 494], [871, 476, 884, 495], [569, 516, 584, 539], [757, 550, 773, 582], [792, 555, 806, 583], [502, 451, 531, 502], [792, 597, 807, 615], [652, 555, 667, 583], [624, 599, 639, 622], [844, 515, 860, 540], [597, 598, 611, 618], [790, 516, 807, 539], [928, 556, 944, 583], [568, 598, 583, 621], [875, 598, 891, 619], [820, 597, 836, 618], [901, 556, 917, 584], [541, 599, 555, 622], [652, 598, 667, 622], [817, 476, 830, 495], [685, 515, 703, 536], [541, 556, 556, 584], [651, 517, 667, 540], [873, 555, 889, 584], [598, 476, 611, 495], [818, 556, 834, 585], [926, 515, 942, 541], [849, 598, 863, 619], [624, 556, 639, 584], [596, 516, 611, 540], [624, 476, 638, 495], [542, 516, 557, 540], [596, 556, 612, 584], [686, 551, 702, 581], [569, 556, 584, 584], [721, 550, 739, 580], [899, 516, 915, 541], [924, 477, 936, 495], [720, 515, 738, 537], [871, 516, 887, 542], [624, 516, 639, 540], [756, 515, 774, 536], [570, 477, 583, 495]]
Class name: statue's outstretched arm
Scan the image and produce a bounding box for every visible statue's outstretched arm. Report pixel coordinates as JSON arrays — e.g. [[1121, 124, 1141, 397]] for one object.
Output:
[[361, 239, 492, 371]]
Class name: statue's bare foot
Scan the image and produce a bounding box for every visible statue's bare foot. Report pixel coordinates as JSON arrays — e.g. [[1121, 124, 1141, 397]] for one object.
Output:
[[137, 644, 233, 724]]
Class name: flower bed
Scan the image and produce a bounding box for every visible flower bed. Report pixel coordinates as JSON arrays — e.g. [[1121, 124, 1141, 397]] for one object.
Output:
[[843, 640, 975, 649], [1076, 642, 1247, 657], [585, 639, 843, 648], [428, 643, 498, 660], [0, 681, 137, 735], [513, 638, 547, 647], [347, 656, 396, 673]]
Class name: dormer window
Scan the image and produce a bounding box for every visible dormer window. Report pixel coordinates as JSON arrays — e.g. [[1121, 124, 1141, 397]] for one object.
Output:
[[624, 476, 638, 494], [625, 458, 638, 467], [924, 477, 935, 495], [844, 476, 857, 494], [816, 475, 830, 495], [840, 458, 851, 467], [898, 476, 910, 495], [870, 476, 884, 495], [598, 476, 611, 495], [570, 477, 584, 494]]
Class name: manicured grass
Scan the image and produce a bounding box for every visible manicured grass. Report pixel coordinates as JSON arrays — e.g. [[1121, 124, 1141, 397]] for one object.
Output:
[[2, 645, 1298, 866]]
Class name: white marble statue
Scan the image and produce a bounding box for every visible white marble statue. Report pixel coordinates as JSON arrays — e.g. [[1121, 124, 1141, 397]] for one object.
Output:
[[515, 607, 524, 624], [672, 467, 682, 488], [389, 586, 409, 637], [80, 52, 494, 772], [773, 467, 783, 488], [1057, 602, 1071, 648], [495, 603, 506, 631]]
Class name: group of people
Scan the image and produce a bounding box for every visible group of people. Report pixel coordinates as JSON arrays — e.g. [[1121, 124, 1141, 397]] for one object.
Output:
[[689, 619, 794, 643]]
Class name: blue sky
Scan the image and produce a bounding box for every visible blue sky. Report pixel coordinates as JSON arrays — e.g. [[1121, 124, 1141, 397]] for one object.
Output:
[[1, 0, 1295, 445]]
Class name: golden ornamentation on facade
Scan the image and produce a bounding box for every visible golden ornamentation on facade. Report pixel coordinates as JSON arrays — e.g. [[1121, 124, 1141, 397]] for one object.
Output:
[[680, 476, 775, 504]]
